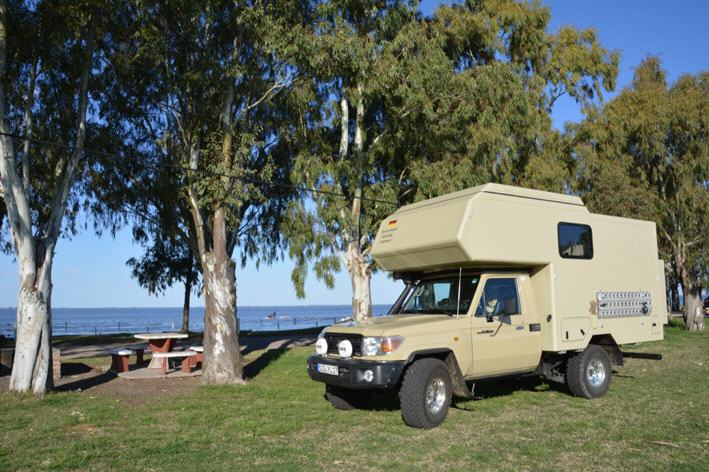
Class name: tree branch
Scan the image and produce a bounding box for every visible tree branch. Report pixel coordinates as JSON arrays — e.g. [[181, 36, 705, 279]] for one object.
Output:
[[21, 59, 38, 192], [186, 140, 208, 259], [45, 24, 95, 241], [246, 76, 295, 111]]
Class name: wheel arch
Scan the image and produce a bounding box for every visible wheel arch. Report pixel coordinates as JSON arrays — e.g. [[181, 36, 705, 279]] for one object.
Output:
[[405, 349, 472, 399], [589, 334, 623, 366]]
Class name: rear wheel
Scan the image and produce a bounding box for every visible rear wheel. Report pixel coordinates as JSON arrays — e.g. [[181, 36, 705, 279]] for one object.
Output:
[[325, 385, 371, 410], [399, 358, 452, 429], [566, 345, 612, 398]]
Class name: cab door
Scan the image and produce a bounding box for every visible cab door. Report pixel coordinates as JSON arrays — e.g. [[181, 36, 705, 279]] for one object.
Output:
[[470, 275, 540, 378]]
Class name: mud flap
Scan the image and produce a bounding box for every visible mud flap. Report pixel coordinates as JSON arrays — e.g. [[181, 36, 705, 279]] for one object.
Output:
[[445, 353, 473, 399]]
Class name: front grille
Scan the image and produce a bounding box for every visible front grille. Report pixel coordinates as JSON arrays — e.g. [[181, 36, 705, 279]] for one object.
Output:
[[324, 333, 363, 357]]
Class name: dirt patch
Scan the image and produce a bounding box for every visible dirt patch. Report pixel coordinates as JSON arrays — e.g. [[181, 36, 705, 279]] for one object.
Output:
[[59, 368, 203, 405], [0, 335, 315, 405], [0, 363, 202, 405]]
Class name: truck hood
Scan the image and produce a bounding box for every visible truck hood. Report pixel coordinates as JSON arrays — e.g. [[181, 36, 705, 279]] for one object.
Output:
[[324, 314, 457, 337]]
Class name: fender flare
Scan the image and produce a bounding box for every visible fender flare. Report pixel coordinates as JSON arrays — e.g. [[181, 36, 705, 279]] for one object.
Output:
[[406, 349, 472, 399]]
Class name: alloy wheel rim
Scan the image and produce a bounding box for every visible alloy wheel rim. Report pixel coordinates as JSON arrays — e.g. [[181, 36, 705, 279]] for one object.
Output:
[[586, 359, 606, 387], [425, 378, 446, 414]]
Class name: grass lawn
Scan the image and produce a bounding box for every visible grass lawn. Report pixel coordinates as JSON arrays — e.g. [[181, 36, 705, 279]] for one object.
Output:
[[1, 322, 707, 472]]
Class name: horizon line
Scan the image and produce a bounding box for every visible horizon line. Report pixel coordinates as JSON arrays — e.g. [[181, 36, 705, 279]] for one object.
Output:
[[0, 303, 392, 310]]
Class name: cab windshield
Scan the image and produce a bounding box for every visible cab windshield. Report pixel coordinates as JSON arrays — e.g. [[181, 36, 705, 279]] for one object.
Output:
[[399, 274, 481, 315]]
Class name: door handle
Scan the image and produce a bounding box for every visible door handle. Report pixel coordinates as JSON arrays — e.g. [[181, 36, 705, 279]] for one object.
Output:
[[477, 329, 494, 334], [515, 325, 524, 331]]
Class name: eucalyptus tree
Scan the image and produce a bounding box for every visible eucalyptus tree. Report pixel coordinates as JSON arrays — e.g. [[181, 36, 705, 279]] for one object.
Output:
[[124, 176, 200, 334], [286, 0, 618, 320], [112, 0, 312, 383], [416, 0, 619, 193], [570, 57, 708, 331], [285, 0, 434, 321], [0, 0, 122, 394]]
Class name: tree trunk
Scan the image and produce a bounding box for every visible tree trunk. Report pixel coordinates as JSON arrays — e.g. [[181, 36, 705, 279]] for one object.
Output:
[[343, 83, 372, 322], [669, 284, 679, 312], [10, 239, 56, 394], [9, 286, 47, 391], [201, 251, 244, 384], [673, 241, 704, 331], [181, 277, 192, 333], [181, 254, 193, 333], [345, 241, 372, 322], [683, 286, 704, 332]]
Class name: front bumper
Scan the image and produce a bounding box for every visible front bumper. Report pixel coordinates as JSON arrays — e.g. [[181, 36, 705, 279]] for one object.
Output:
[[307, 355, 405, 389]]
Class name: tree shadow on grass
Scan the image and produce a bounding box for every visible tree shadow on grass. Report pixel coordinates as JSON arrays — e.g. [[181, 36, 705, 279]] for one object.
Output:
[[55, 371, 117, 392], [61, 362, 93, 376], [243, 345, 291, 380]]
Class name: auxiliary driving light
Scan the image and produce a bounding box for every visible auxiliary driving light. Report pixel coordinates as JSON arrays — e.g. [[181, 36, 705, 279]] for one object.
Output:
[[362, 370, 374, 382], [315, 338, 328, 355], [338, 339, 353, 358]]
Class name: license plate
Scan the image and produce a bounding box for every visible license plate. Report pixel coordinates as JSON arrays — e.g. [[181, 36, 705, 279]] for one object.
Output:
[[317, 363, 338, 376]]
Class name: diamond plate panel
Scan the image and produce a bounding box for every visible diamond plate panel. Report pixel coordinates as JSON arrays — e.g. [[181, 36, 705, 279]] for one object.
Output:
[[597, 291, 652, 318]]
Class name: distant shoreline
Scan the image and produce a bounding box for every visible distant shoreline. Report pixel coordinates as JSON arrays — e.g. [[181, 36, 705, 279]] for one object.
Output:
[[2, 303, 391, 310]]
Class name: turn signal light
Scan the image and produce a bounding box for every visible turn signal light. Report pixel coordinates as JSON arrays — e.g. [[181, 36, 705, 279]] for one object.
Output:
[[380, 336, 404, 353]]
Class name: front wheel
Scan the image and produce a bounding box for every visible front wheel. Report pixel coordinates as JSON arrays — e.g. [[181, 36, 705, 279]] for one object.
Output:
[[566, 345, 612, 399], [399, 358, 452, 429]]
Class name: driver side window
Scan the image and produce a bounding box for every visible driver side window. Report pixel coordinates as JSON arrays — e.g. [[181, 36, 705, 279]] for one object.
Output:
[[475, 278, 520, 317]]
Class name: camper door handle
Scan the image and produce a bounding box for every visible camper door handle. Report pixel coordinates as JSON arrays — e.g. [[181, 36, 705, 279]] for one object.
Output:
[[477, 329, 494, 334]]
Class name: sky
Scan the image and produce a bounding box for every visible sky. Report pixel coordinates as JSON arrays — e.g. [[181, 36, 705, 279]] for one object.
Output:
[[1, 0, 707, 308]]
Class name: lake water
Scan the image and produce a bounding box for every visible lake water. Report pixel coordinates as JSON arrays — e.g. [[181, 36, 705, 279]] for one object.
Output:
[[0, 305, 391, 337]]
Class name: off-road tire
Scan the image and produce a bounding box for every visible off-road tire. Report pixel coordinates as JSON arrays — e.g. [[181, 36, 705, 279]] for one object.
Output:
[[566, 344, 612, 399], [399, 358, 452, 429], [325, 385, 370, 410]]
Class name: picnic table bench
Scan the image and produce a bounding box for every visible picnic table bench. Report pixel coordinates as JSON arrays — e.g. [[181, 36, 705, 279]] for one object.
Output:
[[152, 350, 196, 374], [110, 346, 147, 373]]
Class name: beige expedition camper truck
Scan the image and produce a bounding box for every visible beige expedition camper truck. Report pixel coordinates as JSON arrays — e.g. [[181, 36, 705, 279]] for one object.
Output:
[[307, 183, 667, 429]]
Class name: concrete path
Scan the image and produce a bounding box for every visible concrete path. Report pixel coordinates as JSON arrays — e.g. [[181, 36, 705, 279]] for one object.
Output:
[[58, 334, 316, 360]]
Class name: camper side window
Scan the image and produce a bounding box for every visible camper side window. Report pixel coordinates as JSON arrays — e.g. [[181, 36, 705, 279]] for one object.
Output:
[[475, 278, 520, 317], [558, 223, 593, 259]]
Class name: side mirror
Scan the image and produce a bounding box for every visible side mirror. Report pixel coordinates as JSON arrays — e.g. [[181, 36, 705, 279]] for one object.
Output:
[[487, 310, 508, 323]]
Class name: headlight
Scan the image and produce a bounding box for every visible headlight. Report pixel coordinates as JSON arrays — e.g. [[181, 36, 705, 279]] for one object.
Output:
[[362, 337, 379, 356], [315, 337, 328, 355], [361, 336, 405, 356]]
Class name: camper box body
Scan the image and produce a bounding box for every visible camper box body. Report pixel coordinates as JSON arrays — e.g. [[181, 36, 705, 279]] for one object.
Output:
[[371, 183, 667, 353]]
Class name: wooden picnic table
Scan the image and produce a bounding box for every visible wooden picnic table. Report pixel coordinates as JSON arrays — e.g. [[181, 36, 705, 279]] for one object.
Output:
[[134, 332, 188, 370]]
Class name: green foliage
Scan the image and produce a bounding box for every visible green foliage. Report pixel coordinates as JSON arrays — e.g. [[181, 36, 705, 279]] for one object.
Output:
[[0, 0, 127, 248], [285, 0, 618, 297], [103, 0, 317, 270], [570, 57, 708, 288]]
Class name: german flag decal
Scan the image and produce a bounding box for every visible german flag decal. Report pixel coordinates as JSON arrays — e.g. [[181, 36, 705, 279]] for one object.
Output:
[[388, 219, 398, 228]]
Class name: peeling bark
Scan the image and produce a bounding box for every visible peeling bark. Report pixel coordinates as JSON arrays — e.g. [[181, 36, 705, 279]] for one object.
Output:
[[201, 252, 244, 384], [345, 241, 372, 322], [9, 287, 47, 392], [342, 83, 373, 322], [673, 240, 704, 331], [683, 286, 704, 332], [0, 6, 95, 393]]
